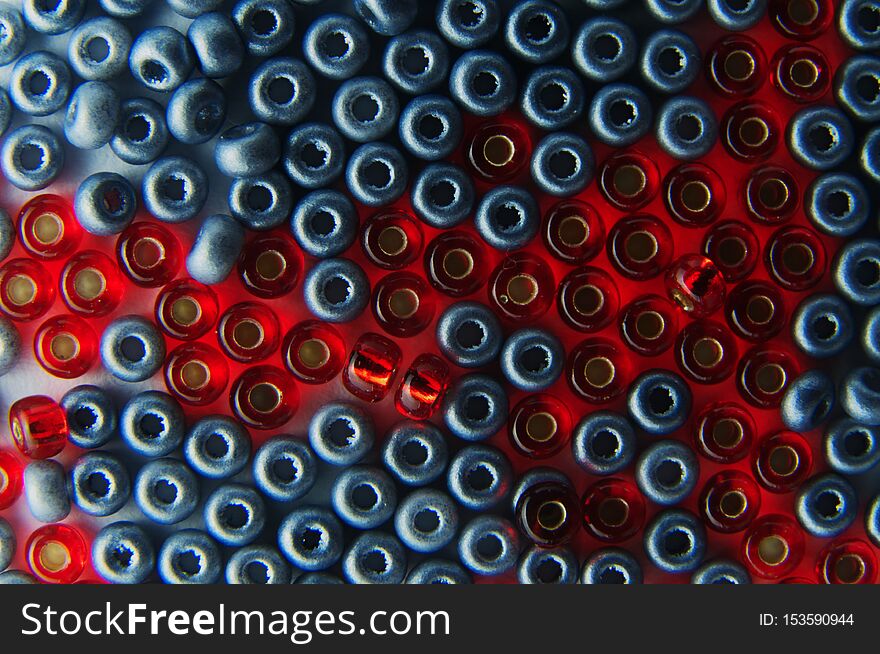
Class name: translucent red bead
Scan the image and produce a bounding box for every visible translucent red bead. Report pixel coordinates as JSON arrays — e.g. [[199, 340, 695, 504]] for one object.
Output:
[[26, 524, 88, 584], [61, 250, 124, 316], [424, 230, 488, 297], [542, 200, 604, 265], [516, 479, 581, 547], [372, 272, 436, 337], [394, 353, 450, 420], [230, 365, 299, 429], [666, 254, 726, 319], [362, 211, 423, 270], [155, 278, 219, 340], [0, 450, 23, 509], [508, 393, 571, 459], [218, 302, 280, 363], [165, 342, 230, 405], [282, 320, 347, 385], [237, 233, 302, 299], [9, 395, 67, 459], [343, 332, 402, 403], [0, 257, 56, 320], [116, 221, 181, 287], [18, 194, 81, 260], [581, 478, 646, 542], [34, 313, 98, 379]]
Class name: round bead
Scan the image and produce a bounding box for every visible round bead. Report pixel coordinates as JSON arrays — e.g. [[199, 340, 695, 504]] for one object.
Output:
[[283, 123, 346, 189], [69, 451, 130, 517], [228, 172, 292, 231], [447, 444, 511, 510], [354, 0, 416, 36], [842, 367, 880, 426], [655, 96, 718, 160], [68, 17, 132, 81], [61, 385, 116, 449], [158, 530, 221, 584], [129, 27, 194, 93], [100, 315, 165, 383], [500, 328, 564, 391], [707, 0, 767, 30], [303, 14, 369, 80], [0, 124, 64, 191], [588, 83, 653, 147], [840, 0, 880, 50], [24, 460, 70, 523], [639, 29, 701, 94], [226, 546, 291, 584], [825, 419, 880, 475], [448, 50, 517, 116], [531, 132, 594, 196], [332, 76, 399, 143], [787, 106, 854, 170], [248, 57, 316, 125], [232, 0, 294, 57], [331, 466, 397, 529], [795, 474, 858, 538], [644, 509, 706, 574], [521, 66, 584, 130], [504, 0, 569, 64], [204, 483, 266, 546], [253, 437, 317, 502], [291, 190, 358, 258], [120, 390, 185, 457], [187, 12, 244, 78], [186, 214, 245, 285], [394, 489, 458, 553], [215, 123, 279, 178], [9, 50, 71, 116], [781, 370, 835, 432], [627, 370, 692, 435], [571, 17, 637, 82], [517, 546, 578, 584], [184, 415, 250, 479], [835, 55, 880, 122], [443, 373, 508, 441], [635, 440, 700, 506], [142, 156, 208, 223], [134, 458, 199, 525], [342, 531, 408, 584], [435, 301, 502, 368], [92, 522, 154, 584], [411, 164, 474, 229], [111, 98, 169, 165], [381, 421, 449, 487], [791, 294, 854, 358], [581, 548, 643, 584], [436, 0, 500, 48], [308, 402, 374, 466], [458, 515, 520, 576], [383, 30, 449, 94], [22, 0, 84, 34], [0, 5, 26, 65], [74, 172, 137, 236], [806, 173, 870, 237], [407, 559, 471, 584], [474, 185, 539, 250], [278, 506, 343, 571], [166, 78, 226, 145], [572, 411, 637, 475], [692, 560, 751, 584], [345, 142, 408, 207], [302, 258, 370, 323], [399, 95, 462, 161], [834, 239, 880, 306]]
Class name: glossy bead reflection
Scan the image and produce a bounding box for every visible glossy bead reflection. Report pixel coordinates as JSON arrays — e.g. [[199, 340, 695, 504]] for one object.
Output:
[[26, 524, 87, 584], [395, 353, 450, 421], [9, 395, 67, 459], [116, 221, 182, 288], [508, 394, 572, 459], [343, 332, 402, 403], [282, 320, 347, 385]]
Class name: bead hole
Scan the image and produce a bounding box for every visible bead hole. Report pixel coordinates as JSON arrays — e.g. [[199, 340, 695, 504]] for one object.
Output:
[[738, 116, 770, 147], [442, 248, 474, 280], [835, 554, 866, 584], [320, 31, 349, 58], [613, 164, 647, 198], [717, 236, 747, 267], [456, 320, 485, 349], [73, 267, 106, 300], [769, 445, 799, 476], [759, 178, 790, 210], [171, 296, 200, 327], [591, 430, 619, 459], [39, 541, 71, 573], [537, 500, 567, 531], [32, 212, 62, 244], [724, 50, 756, 81], [788, 0, 819, 24], [255, 250, 286, 281], [746, 295, 775, 325], [180, 360, 210, 390], [664, 529, 692, 556], [248, 382, 281, 413], [232, 319, 264, 350], [681, 180, 711, 213], [50, 333, 79, 361], [790, 58, 819, 87], [132, 238, 164, 269], [505, 273, 538, 306], [598, 497, 629, 527], [351, 94, 380, 122], [573, 284, 604, 316], [624, 230, 658, 263], [693, 337, 724, 368], [557, 215, 588, 247], [378, 225, 407, 256], [584, 356, 615, 388], [525, 412, 557, 442], [298, 338, 330, 369], [388, 288, 420, 319], [120, 336, 146, 362], [482, 134, 514, 167], [472, 71, 498, 97], [756, 363, 787, 394], [635, 310, 665, 340], [719, 490, 747, 518], [19, 144, 45, 171], [7, 274, 36, 306], [757, 535, 789, 566]]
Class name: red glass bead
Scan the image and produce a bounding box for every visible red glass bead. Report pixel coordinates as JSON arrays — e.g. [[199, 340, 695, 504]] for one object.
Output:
[[33, 314, 98, 379], [663, 163, 726, 228], [0, 257, 55, 321], [541, 200, 604, 265], [745, 166, 798, 225], [726, 281, 786, 342], [771, 45, 830, 103], [424, 230, 489, 298], [721, 101, 781, 162], [9, 395, 67, 459], [581, 478, 645, 543], [765, 226, 825, 291], [0, 450, 23, 509], [18, 194, 81, 260], [361, 210, 423, 270], [467, 121, 530, 181], [606, 214, 673, 280], [738, 347, 798, 408], [230, 365, 298, 429], [702, 220, 759, 283], [26, 524, 88, 584], [618, 294, 679, 357], [394, 353, 450, 420], [693, 402, 755, 463], [165, 342, 230, 406], [754, 430, 812, 493], [665, 254, 726, 319], [516, 479, 581, 547], [282, 320, 347, 385], [597, 150, 660, 211], [116, 221, 181, 287], [816, 540, 878, 585], [488, 252, 554, 322], [707, 35, 766, 98], [566, 338, 631, 403], [60, 250, 124, 316], [238, 233, 302, 299], [557, 266, 619, 333], [770, 0, 833, 39], [675, 319, 738, 384], [742, 514, 805, 580], [508, 393, 572, 459], [218, 301, 280, 363], [372, 272, 436, 338], [343, 332, 402, 403], [155, 278, 219, 341], [700, 470, 761, 534]]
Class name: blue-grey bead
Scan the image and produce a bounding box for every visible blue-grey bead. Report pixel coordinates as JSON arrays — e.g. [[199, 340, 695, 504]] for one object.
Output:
[[226, 545, 291, 584], [332, 76, 399, 143], [167, 0, 221, 18], [581, 548, 643, 584], [640, 29, 700, 94], [67, 17, 132, 81], [302, 257, 370, 323], [134, 458, 199, 525], [518, 545, 578, 584], [296, 572, 345, 584], [253, 437, 317, 502], [399, 95, 462, 161], [228, 172, 292, 231], [309, 402, 374, 466], [436, 301, 502, 368], [0, 5, 26, 65], [99, 0, 154, 17], [331, 466, 398, 529], [291, 190, 357, 258], [70, 451, 131, 517], [92, 522, 155, 584], [184, 415, 250, 479], [74, 172, 137, 236], [474, 185, 539, 251], [795, 474, 858, 538], [582, 0, 627, 6], [645, 0, 702, 23], [61, 385, 116, 449], [862, 127, 880, 184], [233, 0, 294, 57], [791, 294, 854, 359], [806, 173, 870, 237], [277, 506, 344, 571], [572, 411, 637, 475], [0, 571, 37, 584], [142, 156, 208, 223], [166, 78, 226, 145], [186, 214, 245, 284], [394, 489, 458, 554], [447, 444, 511, 510], [868, 493, 880, 547], [521, 67, 585, 131], [204, 483, 266, 546], [841, 367, 880, 426], [504, 0, 569, 64], [825, 418, 880, 475], [129, 27, 194, 93], [628, 370, 692, 435], [692, 560, 751, 584], [863, 306, 880, 364], [120, 390, 185, 457], [345, 142, 408, 207], [407, 559, 471, 584], [187, 12, 244, 78], [644, 509, 706, 574], [0, 316, 20, 378], [835, 55, 880, 123], [0, 124, 64, 191], [500, 328, 564, 391], [436, 0, 499, 48], [531, 132, 594, 197], [24, 460, 70, 523], [0, 209, 11, 262], [381, 421, 449, 487], [840, 0, 880, 50], [571, 17, 637, 83], [443, 373, 508, 441], [588, 83, 653, 147], [383, 30, 449, 95], [411, 163, 474, 229], [787, 106, 854, 171], [22, 0, 84, 34], [343, 531, 408, 584], [458, 515, 520, 576], [100, 315, 165, 383], [158, 530, 221, 584], [303, 14, 370, 80], [0, 90, 9, 138], [0, 518, 14, 572], [9, 51, 71, 116], [249, 57, 316, 126], [354, 0, 416, 36], [834, 239, 880, 306], [282, 123, 346, 189], [111, 98, 169, 165], [781, 370, 835, 432], [215, 123, 280, 178], [707, 0, 766, 30], [635, 440, 700, 506], [449, 50, 517, 116], [655, 96, 717, 160]]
